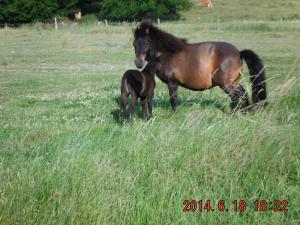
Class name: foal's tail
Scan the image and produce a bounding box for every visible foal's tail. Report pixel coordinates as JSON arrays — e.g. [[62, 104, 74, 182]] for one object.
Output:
[[240, 49, 267, 106]]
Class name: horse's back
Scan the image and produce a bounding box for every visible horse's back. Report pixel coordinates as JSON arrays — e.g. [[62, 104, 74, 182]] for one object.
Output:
[[121, 70, 143, 95], [190, 41, 240, 55], [213, 42, 240, 57], [122, 70, 143, 83]]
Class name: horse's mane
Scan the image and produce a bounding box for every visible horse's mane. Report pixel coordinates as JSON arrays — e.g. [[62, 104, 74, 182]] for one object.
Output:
[[134, 21, 187, 53]]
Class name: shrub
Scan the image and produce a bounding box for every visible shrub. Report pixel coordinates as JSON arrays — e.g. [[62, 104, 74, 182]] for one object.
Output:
[[98, 0, 192, 21], [0, 0, 192, 24], [0, 0, 58, 24], [0, 0, 80, 24]]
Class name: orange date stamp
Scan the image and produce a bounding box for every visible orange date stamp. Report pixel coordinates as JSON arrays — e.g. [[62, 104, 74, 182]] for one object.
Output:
[[183, 199, 288, 213]]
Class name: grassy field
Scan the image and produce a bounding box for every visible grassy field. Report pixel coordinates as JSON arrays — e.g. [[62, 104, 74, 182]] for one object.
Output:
[[0, 1, 300, 224]]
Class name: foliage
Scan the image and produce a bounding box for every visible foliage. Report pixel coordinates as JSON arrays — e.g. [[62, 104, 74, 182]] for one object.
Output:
[[0, 0, 192, 24], [57, 0, 79, 14], [0, 0, 58, 24], [98, 0, 192, 21]]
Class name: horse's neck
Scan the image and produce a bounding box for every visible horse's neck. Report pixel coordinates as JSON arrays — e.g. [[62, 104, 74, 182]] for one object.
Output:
[[150, 30, 187, 55]]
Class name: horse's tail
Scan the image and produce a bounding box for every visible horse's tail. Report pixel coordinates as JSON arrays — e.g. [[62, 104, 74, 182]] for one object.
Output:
[[240, 49, 267, 106]]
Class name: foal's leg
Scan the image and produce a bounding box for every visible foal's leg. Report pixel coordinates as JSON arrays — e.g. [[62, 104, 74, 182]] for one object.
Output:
[[223, 84, 249, 113], [119, 93, 128, 125], [168, 81, 179, 112], [141, 97, 149, 120], [147, 91, 154, 118], [129, 92, 137, 124]]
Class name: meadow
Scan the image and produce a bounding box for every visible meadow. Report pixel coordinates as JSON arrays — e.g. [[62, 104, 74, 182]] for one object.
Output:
[[0, 1, 300, 224]]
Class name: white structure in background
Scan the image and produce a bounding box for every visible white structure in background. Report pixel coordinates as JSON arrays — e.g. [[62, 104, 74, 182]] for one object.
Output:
[[75, 11, 82, 20]]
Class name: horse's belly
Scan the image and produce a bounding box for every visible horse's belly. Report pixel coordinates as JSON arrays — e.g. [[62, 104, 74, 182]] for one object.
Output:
[[174, 65, 214, 90], [174, 48, 215, 90], [181, 73, 213, 90]]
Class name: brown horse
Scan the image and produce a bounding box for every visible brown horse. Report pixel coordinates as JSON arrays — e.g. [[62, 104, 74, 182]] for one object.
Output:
[[133, 21, 267, 112]]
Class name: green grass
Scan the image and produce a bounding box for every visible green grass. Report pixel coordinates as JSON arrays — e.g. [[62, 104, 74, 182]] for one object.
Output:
[[0, 1, 300, 224]]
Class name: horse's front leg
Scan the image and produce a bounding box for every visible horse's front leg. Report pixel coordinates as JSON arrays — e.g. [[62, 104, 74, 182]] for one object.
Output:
[[167, 81, 178, 112]]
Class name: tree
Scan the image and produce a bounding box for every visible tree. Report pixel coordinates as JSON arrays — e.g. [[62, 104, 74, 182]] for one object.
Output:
[[0, 0, 192, 24], [0, 0, 58, 24], [98, 0, 192, 21]]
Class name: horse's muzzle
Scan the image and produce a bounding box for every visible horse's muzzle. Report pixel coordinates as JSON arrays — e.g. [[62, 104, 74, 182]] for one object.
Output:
[[135, 59, 145, 69]]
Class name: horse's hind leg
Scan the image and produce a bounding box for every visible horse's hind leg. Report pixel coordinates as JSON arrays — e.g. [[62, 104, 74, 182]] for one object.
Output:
[[223, 84, 249, 113], [147, 92, 154, 118], [238, 85, 250, 112], [119, 93, 128, 125], [141, 97, 149, 120], [168, 81, 179, 112], [129, 92, 137, 124]]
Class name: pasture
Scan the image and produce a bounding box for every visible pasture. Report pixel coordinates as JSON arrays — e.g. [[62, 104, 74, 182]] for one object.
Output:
[[0, 1, 300, 224]]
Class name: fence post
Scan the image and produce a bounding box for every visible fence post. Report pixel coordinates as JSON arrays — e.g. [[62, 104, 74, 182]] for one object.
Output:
[[105, 20, 108, 27], [54, 17, 58, 31], [157, 18, 160, 25]]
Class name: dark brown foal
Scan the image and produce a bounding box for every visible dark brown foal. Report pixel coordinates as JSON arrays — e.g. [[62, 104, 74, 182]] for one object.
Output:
[[119, 58, 159, 125]]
